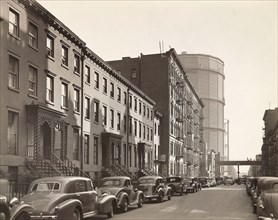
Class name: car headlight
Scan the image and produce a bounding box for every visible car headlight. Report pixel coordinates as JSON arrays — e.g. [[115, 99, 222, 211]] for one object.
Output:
[[0, 196, 7, 203]]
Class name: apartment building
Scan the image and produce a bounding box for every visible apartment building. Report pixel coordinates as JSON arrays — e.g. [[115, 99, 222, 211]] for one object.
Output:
[[108, 49, 205, 177], [262, 108, 278, 176], [0, 0, 156, 184]]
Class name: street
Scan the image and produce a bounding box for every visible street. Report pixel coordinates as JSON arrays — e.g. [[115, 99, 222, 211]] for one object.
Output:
[[94, 184, 257, 220]]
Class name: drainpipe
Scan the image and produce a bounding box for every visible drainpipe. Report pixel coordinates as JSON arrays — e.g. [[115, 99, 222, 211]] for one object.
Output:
[[126, 86, 130, 171], [80, 48, 85, 171]]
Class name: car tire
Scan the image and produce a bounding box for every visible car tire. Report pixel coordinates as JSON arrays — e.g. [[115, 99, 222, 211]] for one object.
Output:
[[107, 203, 114, 219], [168, 193, 171, 200], [0, 204, 11, 220], [15, 212, 31, 220], [137, 195, 143, 208], [121, 198, 128, 213], [72, 209, 81, 220], [158, 193, 163, 203]]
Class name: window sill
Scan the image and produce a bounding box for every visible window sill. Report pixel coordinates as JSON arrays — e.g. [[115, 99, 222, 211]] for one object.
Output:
[[61, 63, 69, 70], [94, 121, 99, 125], [74, 71, 80, 76], [28, 44, 39, 52], [85, 82, 91, 86], [8, 33, 21, 41], [103, 92, 107, 95], [84, 118, 90, 122], [28, 94, 38, 99], [8, 86, 19, 93], [46, 55, 55, 62], [46, 100, 54, 106], [61, 106, 68, 111], [73, 110, 80, 115]]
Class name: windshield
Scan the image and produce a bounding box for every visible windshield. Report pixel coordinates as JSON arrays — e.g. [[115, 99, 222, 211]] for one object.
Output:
[[139, 178, 155, 184], [166, 177, 181, 183], [31, 182, 60, 192], [100, 179, 121, 187]]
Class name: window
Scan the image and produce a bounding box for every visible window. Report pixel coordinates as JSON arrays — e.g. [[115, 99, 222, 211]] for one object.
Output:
[[124, 115, 127, 132], [131, 68, 136, 78], [103, 78, 107, 93], [94, 101, 99, 123], [73, 89, 80, 112], [85, 97, 90, 119], [73, 129, 79, 160], [139, 102, 142, 115], [143, 125, 146, 139], [94, 72, 99, 89], [147, 127, 149, 141], [84, 135, 89, 164], [103, 105, 107, 126], [61, 45, 68, 66], [110, 82, 114, 98], [117, 113, 121, 130], [129, 117, 132, 134], [151, 129, 153, 141], [61, 82, 68, 108], [29, 22, 38, 48], [93, 136, 98, 165], [139, 123, 142, 138], [129, 95, 132, 109], [123, 144, 127, 165], [85, 65, 90, 84], [8, 111, 18, 155], [134, 146, 137, 167], [117, 87, 121, 102], [151, 110, 153, 120], [74, 54, 80, 74], [147, 108, 150, 119], [124, 92, 127, 105], [155, 123, 157, 135], [134, 120, 137, 136], [28, 66, 38, 96], [129, 145, 132, 167], [46, 75, 54, 103], [171, 122, 174, 134], [143, 105, 146, 116], [8, 55, 19, 90], [134, 98, 137, 111], [110, 109, 114, 128], [47, 35, 54, 58], [9, 8, 19, 37]]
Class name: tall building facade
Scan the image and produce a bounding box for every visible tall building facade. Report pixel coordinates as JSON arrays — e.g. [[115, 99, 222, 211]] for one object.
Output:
[[108, 49, 205, 178], [0, 0, 156, 184], [262, 108, 278, 176], [178, 53, 225, 176]]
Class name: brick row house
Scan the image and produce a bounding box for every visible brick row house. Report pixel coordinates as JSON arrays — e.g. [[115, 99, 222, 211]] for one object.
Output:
[[0, 0, 157, 184], [107, 50, 205, 177]]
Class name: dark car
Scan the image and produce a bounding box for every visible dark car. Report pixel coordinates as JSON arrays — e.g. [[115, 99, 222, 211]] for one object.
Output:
[[137, 176, 172, 202], [21, 176, 116, 220], [251, 177, 270, 214], [184, 177, 199, 193], [198, 177, 210, 188], [0, 178, 32, 220], [166, 176, 187, 196], [98, 176, 144, 213], [256, 177, 278, 219]]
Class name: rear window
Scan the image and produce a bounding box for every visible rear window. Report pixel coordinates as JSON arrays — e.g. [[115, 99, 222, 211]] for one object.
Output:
[[100, 179, 121, 187], [31, 182, 60, 192], [139, 178, 154, 184], [166, 177, 181, 183]]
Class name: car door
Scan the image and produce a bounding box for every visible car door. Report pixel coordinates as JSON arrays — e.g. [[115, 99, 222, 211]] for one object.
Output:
[[123, 179, 134, 202], [75, 180, 91, 213]]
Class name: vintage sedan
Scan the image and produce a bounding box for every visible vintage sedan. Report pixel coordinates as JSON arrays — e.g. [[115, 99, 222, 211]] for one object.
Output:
[[251, 177, 270, 214], [166, 176, 187, 196], [184, 177, 199, 193], [20, 176, 116, 220], [137, 176, 172, 202], [256, 177, 278, 220], [0, 178, 32, 220], [98, 176, 144, 213]]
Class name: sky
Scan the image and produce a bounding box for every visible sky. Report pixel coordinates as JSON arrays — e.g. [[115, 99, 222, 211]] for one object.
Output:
[[38, 0, 277, 172]]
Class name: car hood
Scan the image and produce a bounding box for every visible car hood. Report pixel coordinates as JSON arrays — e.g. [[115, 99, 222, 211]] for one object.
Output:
[[21, 192, 63, 214], [98, 187, 123, 196]]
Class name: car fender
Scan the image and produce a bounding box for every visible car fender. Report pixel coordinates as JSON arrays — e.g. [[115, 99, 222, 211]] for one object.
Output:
[[164, 187, 171, 196], [10, 203, 32, 220], [0, 203, 11, 220], [98, 194, 117, 214], [117, 192, 129, 207], [52, 199, 83, 220], [133, 191, 144, 203]]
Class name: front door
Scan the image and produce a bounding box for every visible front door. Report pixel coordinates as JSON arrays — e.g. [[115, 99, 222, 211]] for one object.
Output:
[[42, 123, 51, 160]]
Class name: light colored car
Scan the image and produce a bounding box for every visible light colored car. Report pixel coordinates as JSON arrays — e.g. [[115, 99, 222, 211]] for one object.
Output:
[[137, 176, 172, 202], [98, 176, 144, 212], [21, 176, 116, 220], [224, 178, 234, 185], [256, 177, 278, 220]]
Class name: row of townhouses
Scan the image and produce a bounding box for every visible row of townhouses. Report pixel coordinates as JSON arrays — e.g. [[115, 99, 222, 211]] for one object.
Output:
[[0, 0, 206, 185]]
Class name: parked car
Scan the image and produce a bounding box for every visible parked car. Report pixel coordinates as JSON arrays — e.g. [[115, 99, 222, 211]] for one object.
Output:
[[137, 176, 172, 202], [256, 177, 278, 219], [209, 178, 217, 187], [251, 177, 270, 214], [98, 176, 144, 213], [193, 177, 202, 191], [21, 176, 116, 220], [0, 178, 32, 220], [224, 177, 234, 185], [184, 177, 199, 193], [198, 177, 210, 188], [166, 176, 187, 196]]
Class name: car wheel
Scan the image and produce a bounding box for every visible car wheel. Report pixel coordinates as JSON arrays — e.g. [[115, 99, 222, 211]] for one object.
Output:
[[138, 195, 143, 208], [72, 209, 81, 220], [121, 198, 128, 213], [15, 212, 31, 220], [158, 193, 163, 203], [0, 204, 11, 220], [107, 203, 114, 219], [168, 193, 171, 200]]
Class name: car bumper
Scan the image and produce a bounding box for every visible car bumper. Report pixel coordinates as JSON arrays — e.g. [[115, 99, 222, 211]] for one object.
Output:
[[30, 215, 58, 220], [258, 216, 277, 220]]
